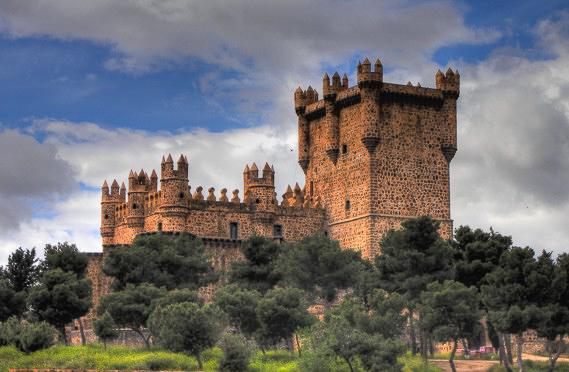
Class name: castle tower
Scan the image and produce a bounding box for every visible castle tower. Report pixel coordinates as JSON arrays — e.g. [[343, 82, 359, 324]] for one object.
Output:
[[243, 162, 277, 231], [127, 169, 150, 230], [100, 179, 122, 245], [158, 154, 189, 231], [295, 58, 459, 258]]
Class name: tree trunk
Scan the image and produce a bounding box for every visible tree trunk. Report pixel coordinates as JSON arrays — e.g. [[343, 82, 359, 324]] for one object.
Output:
[[449, 338, 458, 372], [505, 334, 514, 364], [78, 318, 86, 346], [499, 333, 513, 372], [409, 309, 417, 355], [516, 332, 524, 372], [548, 340, 565, 372], [461, 337, 470, 358], [344, 357, 355, 372], [134, 328, 150, 349], [103, 340, 107, 350], [59, 326, 68, 346], [196, 353, 203, 370], [295, 334, 302, 357]]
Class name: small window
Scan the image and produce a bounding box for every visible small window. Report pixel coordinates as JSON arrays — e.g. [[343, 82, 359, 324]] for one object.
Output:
[[324, 231, 329, 237], [230, 222, 238, 240], [345, 199, 351, 210], [273, 224, 283, 238], [342, 144, 348, 154], [179, 192, 185, 199], [132, 203, 138, 209], [157, 222, 163, 232], [310, 181, 314, 196], [104, 214, 109, 220], [255, 198, 260, 204]]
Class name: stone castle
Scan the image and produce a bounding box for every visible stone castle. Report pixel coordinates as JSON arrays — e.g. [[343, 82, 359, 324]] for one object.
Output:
[[82, 58, 460, 336]]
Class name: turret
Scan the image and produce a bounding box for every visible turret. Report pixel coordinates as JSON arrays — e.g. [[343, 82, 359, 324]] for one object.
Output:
[[435, 68, 460, 163], [294, 87, 314, 173], [243, 162, 276, 214], [435, 68, 460, 96], [100, 179, 123, 244], [322, 72, 340, 163], [157, 154, 190, 231], [358, 57, 382, 152], [150, 170, 158, 192]]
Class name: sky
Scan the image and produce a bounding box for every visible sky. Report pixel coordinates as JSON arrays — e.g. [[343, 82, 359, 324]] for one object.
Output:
[[1, 0, 569, 264]]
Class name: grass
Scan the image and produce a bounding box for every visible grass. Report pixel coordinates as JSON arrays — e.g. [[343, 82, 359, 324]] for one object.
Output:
[[0, 345, 442, 372], [489, 360, 569, 371], [432, 351, 500, 360], [400, 352, 443, 372]]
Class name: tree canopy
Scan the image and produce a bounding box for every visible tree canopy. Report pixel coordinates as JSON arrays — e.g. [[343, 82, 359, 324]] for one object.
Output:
[[229, 236, 283, 293], [277, 235, 365, 305], [103, 233, 216, 291]]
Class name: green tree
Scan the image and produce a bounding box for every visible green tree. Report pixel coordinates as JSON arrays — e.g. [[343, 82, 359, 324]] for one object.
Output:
[[148, 302, 226, 370], [420, 280, 481, 372], [152, 288, 203, 308], [256, 287, 315, 351], [452, 226, 512, 358], [28, 268, 91, 345], [2, 247, 41, 292], [98, 283, 165, 348], [308, 292, 406, 372], [94, 311, 119, 349], [214, 284, 261, 338], [0, 279, 26, 321], [277, 235, 365, 307], [453, 226, 512, 289], [43, 242, 88, 278], [375, 216, 454, 355], [481, 247, 546, 372], [531, 252, 569, 372], [229, 236, 283, 293], [103, 234, 216, 290], [219, 333, 252, 372]]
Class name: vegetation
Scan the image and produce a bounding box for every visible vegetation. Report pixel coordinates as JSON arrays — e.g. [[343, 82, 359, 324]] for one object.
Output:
[[3, 218, 569, 371], [103, 233, 217, 291], [0, 344, 444, 372], [148, 302, 226, 369], [219, 333, 252, 372]]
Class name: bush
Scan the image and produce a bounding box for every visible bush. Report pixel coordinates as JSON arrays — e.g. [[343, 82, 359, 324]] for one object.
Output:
[[17, 321, 55, 353], [219, 334, 252, 372], [143, 357, 177, 371], [0, 317, 21, 346]]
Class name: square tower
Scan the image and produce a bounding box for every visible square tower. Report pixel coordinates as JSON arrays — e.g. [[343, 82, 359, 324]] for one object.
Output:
[[295, 58, 460, 258]]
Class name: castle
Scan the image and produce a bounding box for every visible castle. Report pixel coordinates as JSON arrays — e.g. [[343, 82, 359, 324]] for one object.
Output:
[[81, 58, 460, 339]]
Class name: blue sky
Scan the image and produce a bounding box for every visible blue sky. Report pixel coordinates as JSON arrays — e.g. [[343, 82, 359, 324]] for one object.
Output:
[[0, 0, 569, 262]]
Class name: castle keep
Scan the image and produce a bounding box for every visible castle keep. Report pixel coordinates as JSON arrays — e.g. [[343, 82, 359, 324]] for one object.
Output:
[[83, 58, 459, 338]]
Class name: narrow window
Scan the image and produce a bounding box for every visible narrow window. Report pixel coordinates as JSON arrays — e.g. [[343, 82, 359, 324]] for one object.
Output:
[[342, 144, 348, 154], [230, 222, 238, 240], [273, 224, 283, 238], [310, 181, 314, 196], [345, 199, 351, 210], [179, 192, 185, 199], [157, 222, 163, 232], [255, 198, 260, 204], [132, 203, 138, 209], [104, 214, 109, 220]]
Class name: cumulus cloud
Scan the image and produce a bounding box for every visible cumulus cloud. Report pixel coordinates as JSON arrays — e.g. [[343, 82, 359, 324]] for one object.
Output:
[[451, 13, 569, 253], [0, 0, 498, 74], [0, 130, 76, 230]]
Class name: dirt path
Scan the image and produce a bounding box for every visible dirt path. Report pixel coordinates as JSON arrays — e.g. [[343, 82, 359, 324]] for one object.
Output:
[[430, 359, 499, 372], [522, 353, 569, 363]]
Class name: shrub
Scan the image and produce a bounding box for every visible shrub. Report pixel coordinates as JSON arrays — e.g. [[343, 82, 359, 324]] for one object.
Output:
[[143, 357, 177, 371], [0, 317, 22, 346], [219, 334, 252, 372], [17, 321, 55, 353]]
